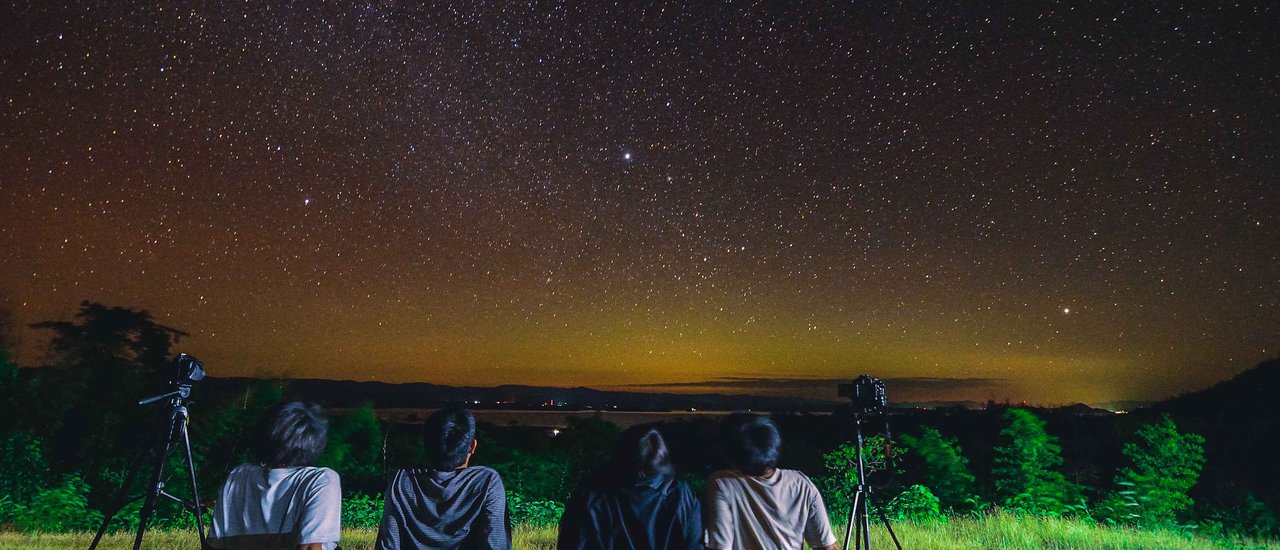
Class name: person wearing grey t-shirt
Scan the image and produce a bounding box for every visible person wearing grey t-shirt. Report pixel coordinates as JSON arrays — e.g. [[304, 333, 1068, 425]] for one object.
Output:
[[376, 407, 511, 550], [208, 401, 342, 550], [705, 413, 839, 550]]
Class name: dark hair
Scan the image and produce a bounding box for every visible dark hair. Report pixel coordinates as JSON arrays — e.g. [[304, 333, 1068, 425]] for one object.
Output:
[[424, 407, 476, 471], [251, 401, 329, 468], [608, 425, 673, 483], [720, 413, 781, 476]]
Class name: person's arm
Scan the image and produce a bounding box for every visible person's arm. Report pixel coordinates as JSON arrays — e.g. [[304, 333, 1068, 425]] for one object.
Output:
[[478, 472, 512, 550], [297, 469, 342, 550], [679, 482, 704, 550], [801, 475, 839, 550], [703, 476, 733, 550]]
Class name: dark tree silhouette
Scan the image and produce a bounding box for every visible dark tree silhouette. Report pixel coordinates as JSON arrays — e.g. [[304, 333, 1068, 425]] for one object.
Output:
[[29, 301, 189, 477]]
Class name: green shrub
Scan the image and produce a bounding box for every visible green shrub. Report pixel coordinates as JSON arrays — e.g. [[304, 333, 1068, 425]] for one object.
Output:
[[885, 484, 947, 524], [343, 492, 385, 529], [0, 432, 49, 506], [992, 409, 1082, 517], [11, 474, 103, 532], [507, 491, 565, 527], [1098, 416, 1205, 528], [899, 426, 977, 512]]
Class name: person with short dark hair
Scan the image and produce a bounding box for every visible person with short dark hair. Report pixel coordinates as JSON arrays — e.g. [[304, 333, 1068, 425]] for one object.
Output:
[[557, 425, 703, 550], [376, 407, 510, 550], [705, 413, 838, 550], [208, 401, 341, 550]]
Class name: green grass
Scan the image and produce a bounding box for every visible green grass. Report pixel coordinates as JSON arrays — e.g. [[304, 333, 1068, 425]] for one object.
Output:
[[2, 514, 1276, 550]]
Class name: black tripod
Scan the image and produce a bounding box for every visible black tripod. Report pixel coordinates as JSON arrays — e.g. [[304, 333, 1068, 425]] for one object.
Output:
[[842, 414, 903, 550], [88, 385, 206, 550]]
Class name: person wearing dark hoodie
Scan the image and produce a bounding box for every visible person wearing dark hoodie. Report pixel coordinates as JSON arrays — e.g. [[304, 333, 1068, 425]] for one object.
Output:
[[556, 424, 703, 550], [375, 407, 510, 550]]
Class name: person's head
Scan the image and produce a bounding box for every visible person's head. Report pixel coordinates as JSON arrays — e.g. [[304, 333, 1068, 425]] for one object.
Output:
[[424, 407, 477, 471], [609, 425, 674, 482], [720, 413, 781, 476], [251, 401, 329, 468]]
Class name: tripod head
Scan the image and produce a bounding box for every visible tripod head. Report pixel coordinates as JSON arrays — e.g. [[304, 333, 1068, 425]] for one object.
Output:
[[137, 353, 205, 407]]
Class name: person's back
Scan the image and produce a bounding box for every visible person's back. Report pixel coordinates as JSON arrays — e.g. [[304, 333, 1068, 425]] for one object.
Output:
[[704, 414, 836, 550], [379, 465, 507, 549], [376, 407, 510, 550], [208, 402, 341, 550], [705, 468, 831, 550], [557, 426, 702, 550]]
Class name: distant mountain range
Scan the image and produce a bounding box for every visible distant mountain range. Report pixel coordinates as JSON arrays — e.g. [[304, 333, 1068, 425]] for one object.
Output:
[[197, 376, 1151, 413], [201, 376, 841, 412]]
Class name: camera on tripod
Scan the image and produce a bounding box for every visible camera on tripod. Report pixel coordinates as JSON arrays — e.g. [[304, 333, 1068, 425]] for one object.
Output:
[[138, 353, 206, 406], [170, 353, 205, 388], [838, 374, 888, 416], [91, 352, 210, 550], [835, 374, 903, 550]]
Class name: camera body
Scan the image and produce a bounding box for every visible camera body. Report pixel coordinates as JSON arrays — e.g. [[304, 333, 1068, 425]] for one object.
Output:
[[838, 374, 887, 415], [171, 353, 205, 387]]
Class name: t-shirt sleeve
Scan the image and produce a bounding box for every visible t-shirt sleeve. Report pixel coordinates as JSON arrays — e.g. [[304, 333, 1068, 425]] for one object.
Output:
[[802, 476, 836, 548], [703, 477, 734, 550], [298, 468, 342, 546]]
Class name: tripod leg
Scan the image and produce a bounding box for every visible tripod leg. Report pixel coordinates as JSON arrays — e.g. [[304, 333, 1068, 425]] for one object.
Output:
[[846, 490, 861, 550], [867, 495, 903, 550], [133, 415, 177, 550], [178, 414, 207, 545], [844, 489, 858, 550], [88, 446, 151, 550], [859, 491, 872, 550]]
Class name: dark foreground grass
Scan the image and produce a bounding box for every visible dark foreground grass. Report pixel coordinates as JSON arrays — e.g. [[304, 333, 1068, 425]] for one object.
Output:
[[3, 514, 1277, 550]]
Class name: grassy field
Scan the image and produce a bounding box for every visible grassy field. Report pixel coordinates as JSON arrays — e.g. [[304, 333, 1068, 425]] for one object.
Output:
[[3, 514, 1277, 550]]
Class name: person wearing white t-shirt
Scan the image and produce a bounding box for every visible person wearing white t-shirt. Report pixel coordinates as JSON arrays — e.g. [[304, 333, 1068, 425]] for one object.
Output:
[[705, 413, 839, 550], [207, 402, 342, 550]]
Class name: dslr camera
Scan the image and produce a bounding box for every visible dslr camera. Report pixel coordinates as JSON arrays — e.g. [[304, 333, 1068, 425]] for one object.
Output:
[[838, 374, 887, 415]]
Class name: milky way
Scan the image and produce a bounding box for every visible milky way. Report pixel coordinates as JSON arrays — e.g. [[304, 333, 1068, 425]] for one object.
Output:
[[1, 1, 1276, 405]]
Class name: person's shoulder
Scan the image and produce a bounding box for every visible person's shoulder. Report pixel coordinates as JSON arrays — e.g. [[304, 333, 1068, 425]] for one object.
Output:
[[466, 465, 501, 477], [776, 469, 821, 492], [463, 465, 505, 485], [706, 469, 745, 489], [669, 478, 701, 504], [309, 466, 341, 483], [225, 463, 265, 483], [282, 466, 340, 490], [777, 468, 814, 483]]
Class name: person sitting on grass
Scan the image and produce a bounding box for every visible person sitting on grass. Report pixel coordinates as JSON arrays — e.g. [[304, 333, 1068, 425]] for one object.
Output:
[[557, 424, 703, 550], [207, 401, 341, 550], [376, 407, 511, 550], [705, 413, 839, 550]]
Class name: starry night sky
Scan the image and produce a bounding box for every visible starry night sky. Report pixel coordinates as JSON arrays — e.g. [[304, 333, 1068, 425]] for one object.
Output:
[[1, 1, 1277, 406]]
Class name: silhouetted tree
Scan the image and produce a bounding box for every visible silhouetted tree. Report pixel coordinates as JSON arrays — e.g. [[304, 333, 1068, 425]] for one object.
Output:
[[29, 301, 188, 476]]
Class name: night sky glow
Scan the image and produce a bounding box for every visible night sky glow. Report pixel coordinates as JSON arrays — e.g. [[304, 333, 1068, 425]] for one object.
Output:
[[1, 2, 1277, 406]]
